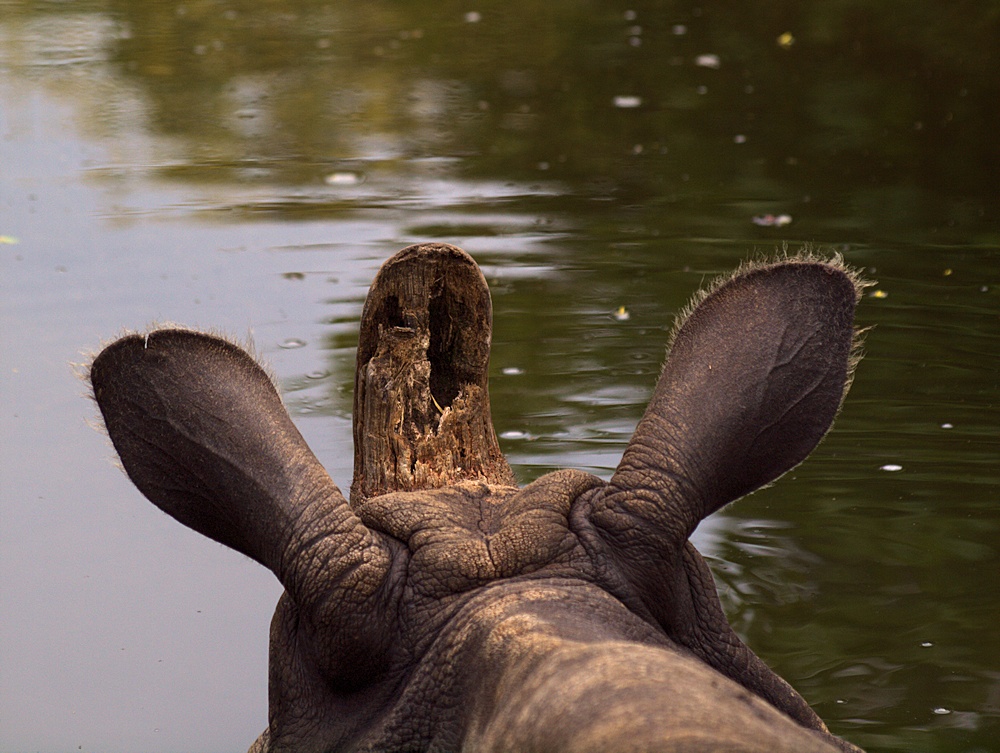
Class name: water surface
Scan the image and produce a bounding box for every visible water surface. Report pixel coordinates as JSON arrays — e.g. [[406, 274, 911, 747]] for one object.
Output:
[[2, 2, 998, 752]]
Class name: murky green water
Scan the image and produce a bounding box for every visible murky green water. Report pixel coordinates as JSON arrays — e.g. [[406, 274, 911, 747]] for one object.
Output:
[[2, 2, 997, 752]]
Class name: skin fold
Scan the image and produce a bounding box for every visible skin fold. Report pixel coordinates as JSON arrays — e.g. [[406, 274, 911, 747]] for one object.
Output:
[[89, 244, 866, 753]]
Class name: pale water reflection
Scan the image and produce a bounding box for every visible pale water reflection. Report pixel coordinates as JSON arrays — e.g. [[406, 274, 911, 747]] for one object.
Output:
[[2, 2, 998, 753]]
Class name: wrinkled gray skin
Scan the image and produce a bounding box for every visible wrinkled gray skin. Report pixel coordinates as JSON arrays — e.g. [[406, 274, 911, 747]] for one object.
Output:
[[90, 248, 866, 753]]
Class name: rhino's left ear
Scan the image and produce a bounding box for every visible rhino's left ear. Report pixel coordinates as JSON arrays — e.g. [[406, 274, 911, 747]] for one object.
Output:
[[89, 330, 396, 672], [589, 257, 866, 552]]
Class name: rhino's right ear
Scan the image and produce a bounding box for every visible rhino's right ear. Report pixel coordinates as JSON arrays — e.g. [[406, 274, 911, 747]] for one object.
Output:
[[592, 257, 866, 552], [89, 330, 393, 614]]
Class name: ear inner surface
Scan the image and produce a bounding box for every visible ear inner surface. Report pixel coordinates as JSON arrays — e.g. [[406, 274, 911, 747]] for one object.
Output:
[[591, 260, 861, 553]]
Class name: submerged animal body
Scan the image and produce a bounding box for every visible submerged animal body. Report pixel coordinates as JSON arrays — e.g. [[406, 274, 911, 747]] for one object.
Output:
[[89, 244, 866, 753]]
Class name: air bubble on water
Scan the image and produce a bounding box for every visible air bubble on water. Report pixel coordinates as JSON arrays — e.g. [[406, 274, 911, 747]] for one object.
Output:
[[933, 707, 951, 715], [695, 54, 721, 69], [941, 423, 953, 429], [500, 430, 529, 440], [279, 338, 307, 350], [672, 25, 687, 35], [464, 11, 482, 23], [613, 95, 642, 108], [921, 641, 933, 647], [307, 370, 330, 380], [324, 171, 363, 186], [880, 464, 903, 472], [502, 367, 524, 376]]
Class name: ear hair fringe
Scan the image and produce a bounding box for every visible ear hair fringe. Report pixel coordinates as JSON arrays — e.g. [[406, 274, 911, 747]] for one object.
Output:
[[666, 244, 875, 407], [76, 323, 281, 470]]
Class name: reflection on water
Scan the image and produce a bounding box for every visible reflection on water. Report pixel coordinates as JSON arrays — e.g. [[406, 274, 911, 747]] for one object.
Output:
[[2, 1, 998, 752]]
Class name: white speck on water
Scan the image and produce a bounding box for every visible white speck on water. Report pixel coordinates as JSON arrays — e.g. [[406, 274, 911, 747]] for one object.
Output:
[[464, 11, 481, 23], [672, 24, 687, 35], [324, 171, 362, 186], [921, 642, 934, 647], [307, 370, 330, 380], [880, 464, 903, 472], [279, 338, 307, 349], [613, 95, 642, 109], [624, 10, 637, 21], [941, 423, 954, 429], [734, 134, 747, 144], [933, 707, 951, 715], [500, 430, 529, 440], [695, 54, 721, 69], [502, 367, 524, 376]]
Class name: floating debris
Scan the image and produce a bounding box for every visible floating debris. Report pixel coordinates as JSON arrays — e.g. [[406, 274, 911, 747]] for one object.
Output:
[[880, 464, 903, 472], [777, 32, 795, 49], [751, 214, 792, 227], [279, 338, 307, 349], [613, 95, 643, 109], [282, 271, 306, 280], [612, 306, 631, 321], [695, 54, 721, 69], [870, 289, 889, 299]]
